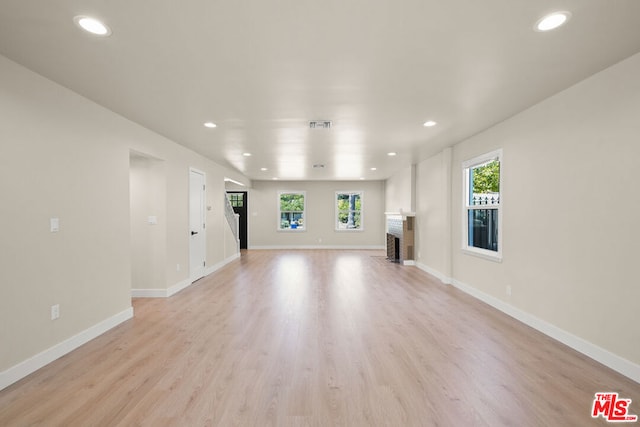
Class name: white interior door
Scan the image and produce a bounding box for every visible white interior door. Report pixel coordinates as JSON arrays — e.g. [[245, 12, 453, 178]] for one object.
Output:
[[189, 169, 206, 282]]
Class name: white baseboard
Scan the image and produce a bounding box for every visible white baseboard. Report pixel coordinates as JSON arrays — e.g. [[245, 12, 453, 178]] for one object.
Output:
[[132, 252, 241, 298], [204, 252, 240, 276], [2, 253, 242, 391], [166, 278, 193, 297], [131, 278, 192, 298], [416, 263, 640, 384], [416, 261, 453, 284], [131, 288, 167, 298], [0, 307, 134, 391], [249, 245, 385, 250]]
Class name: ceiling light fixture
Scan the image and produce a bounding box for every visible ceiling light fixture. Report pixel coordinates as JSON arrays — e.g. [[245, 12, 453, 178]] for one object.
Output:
[[423, 120, 437, 127], [387, 152, 397, 156], [203, 122, 217, 128], [535, 11, 571, 32], [370, 167, 377, 171], [242, 152, 251, 157], [261, 167, 268, 171], [74, 16, 111, 36]]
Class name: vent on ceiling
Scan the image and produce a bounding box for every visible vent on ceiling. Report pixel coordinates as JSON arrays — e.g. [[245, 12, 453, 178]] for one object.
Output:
[[309, 120, 332, 129]]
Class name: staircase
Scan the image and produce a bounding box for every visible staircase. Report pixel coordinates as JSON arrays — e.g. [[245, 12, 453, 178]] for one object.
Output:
[[224, 193, 240, 251]]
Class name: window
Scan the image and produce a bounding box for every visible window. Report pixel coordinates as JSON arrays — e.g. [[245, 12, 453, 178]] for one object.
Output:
[[278, 192, 305, 230], [336, 191, 363, 230], [228, 193, 243, 208], [463, 149, 502, 260]]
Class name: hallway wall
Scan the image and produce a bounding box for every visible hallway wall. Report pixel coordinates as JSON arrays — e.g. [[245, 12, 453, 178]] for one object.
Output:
[[0, 54, 245, 388], [415, 52, 640, 381]]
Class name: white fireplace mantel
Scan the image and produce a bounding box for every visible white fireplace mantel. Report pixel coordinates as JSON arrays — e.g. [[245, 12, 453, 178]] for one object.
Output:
[[384, 211, 416, 220]]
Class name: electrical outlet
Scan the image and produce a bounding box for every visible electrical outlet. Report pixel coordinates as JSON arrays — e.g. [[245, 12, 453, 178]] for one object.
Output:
[[51, 304, 60, 320]]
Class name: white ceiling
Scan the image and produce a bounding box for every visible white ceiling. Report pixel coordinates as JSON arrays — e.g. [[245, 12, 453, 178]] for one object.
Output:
[[1, 1, 639, 181]]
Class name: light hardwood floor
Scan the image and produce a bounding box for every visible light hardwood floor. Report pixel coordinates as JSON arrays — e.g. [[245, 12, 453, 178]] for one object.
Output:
[[1, 250, 638, 426]]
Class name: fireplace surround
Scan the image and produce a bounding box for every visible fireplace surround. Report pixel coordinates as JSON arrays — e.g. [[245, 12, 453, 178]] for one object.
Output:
[[385, 212, 415, 265]]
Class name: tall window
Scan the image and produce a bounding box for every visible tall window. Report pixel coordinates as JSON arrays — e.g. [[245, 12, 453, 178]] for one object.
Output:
[[336, 191, 363, 230], [278, 192, 305, 230], [463, 149, 502, 260]]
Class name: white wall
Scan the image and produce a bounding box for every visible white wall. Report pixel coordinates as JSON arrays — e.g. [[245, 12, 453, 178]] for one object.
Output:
[[0, 54, 242, 387], [415, 148, 451, 281], [416, 53, 640, 381], [130, 153, 167, 291], [249, 180, 385, 249], [385, 164, 415, 213]]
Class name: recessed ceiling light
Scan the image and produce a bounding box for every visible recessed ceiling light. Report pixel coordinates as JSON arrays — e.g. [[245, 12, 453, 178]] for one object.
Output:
[[261, 167, 268, 171], [387, 152, 397, 156], [74, 16, 111, 36], [370, 167, 377, 171], [242, 152, 251, 157], [423, 120, 437, 127], [272, 177, 279, 180], [203, 122, 217, 128], [359, 177, 365, 180], [535, 11, 571, 32]]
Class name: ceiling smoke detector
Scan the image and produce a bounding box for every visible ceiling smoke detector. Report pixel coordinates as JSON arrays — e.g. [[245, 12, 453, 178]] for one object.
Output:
[[309, 120, 332, 129]]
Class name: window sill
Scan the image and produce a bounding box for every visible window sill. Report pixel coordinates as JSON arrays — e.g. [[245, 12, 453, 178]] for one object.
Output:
[[462, 248, 502, 263]]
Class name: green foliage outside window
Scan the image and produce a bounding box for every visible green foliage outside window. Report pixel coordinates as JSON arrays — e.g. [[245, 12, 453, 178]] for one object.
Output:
[[337, 192, 362, 230], [280, 193, 305, 211], [471, 160, 500, 194], [279, 193, 305, 230]]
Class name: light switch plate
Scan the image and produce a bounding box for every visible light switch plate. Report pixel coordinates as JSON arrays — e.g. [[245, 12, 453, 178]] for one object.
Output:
[[50, 218, 60, 232], [51, 304, 60, 320]]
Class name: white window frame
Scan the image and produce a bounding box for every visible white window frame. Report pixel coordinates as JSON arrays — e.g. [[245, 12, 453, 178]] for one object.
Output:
[[278, 191, 306, 232], [335, 191, 364, 231], [462, 149, 503, 262]]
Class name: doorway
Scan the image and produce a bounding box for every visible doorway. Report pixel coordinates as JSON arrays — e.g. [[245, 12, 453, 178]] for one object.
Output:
[[189, 169, 206, 281], [227, 191, 248, 249], [129, 151, 166, 295]]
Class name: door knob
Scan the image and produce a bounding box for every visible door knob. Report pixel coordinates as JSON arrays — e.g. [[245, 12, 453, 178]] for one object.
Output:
[[191, 231, 198, 235]]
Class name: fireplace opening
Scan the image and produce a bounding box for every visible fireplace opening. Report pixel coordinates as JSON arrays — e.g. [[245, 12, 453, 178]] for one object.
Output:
[[386, 233, 400, 262]]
